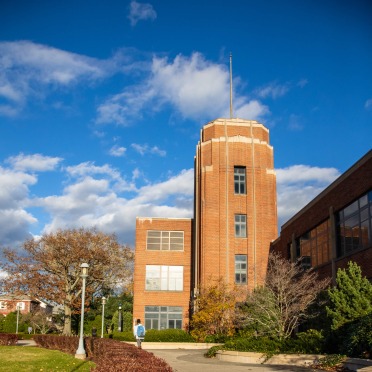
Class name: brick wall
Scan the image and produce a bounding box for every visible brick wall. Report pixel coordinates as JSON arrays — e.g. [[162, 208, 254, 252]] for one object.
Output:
[[133, 218, 192, 329], [271, 150, 372, 281], [196, 119, 277, 292]]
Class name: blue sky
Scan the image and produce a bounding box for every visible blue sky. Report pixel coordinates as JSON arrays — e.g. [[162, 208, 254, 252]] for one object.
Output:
[[0, 0, 371, 249]]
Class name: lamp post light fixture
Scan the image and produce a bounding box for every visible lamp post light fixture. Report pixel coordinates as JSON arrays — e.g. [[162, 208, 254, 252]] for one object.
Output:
[[15, 304, 20, 334], [101, 297, 106, 338], [118, 303, 122, 332], [75, 263, 89, 360]]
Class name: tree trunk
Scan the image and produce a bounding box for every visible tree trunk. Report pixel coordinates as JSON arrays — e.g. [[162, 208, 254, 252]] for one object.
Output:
[[63, 305, 72, 335]]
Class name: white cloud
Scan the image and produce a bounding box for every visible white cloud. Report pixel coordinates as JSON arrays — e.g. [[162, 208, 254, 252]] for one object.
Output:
[[255, 82, 290, 99], [365, 98, 372, 110], [0, 166, 37, 246], [109, 145, 127, 157], [96, 52, 269, 125], [128, 1, 157, 26], [131, 143, 166, 156], [6, 153, 63, 172], [35, 168, 194, 246], [0, 41, 114, 116], [276, 164, 340, 227]]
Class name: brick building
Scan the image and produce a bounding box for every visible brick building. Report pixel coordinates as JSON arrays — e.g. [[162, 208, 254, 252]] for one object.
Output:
[[133, 118, 277, 330], [0, 295, 53, 316], [270, 150, 372, 284]]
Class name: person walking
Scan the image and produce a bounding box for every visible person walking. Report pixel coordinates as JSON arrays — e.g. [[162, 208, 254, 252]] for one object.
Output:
[[133, 318, 145, 349]]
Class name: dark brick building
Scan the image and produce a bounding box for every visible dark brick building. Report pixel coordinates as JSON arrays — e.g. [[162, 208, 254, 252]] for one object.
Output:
[[271, 150, 372, 283]]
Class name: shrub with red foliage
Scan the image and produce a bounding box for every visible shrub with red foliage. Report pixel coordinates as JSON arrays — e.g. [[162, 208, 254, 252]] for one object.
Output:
[[86, 338, 173, 372], [33, 335, 173, 371], [0, 333, 18, 346]]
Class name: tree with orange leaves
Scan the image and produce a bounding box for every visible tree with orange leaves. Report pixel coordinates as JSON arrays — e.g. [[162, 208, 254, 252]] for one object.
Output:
[[1, 228, 133, 335]]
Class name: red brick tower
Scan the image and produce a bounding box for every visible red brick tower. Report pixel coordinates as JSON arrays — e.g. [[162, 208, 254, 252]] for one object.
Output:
[[193, 118, 277, 293]]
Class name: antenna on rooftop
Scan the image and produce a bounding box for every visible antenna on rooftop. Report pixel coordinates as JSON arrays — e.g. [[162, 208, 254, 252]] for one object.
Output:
[[229, 52, 233, 119]]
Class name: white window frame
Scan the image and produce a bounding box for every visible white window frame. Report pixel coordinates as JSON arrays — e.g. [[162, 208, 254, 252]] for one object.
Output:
[[235, 255, 247, 284], [0, 301, 7, 310], [145, 265, 183, 291], [16, 302, 25, 310], [146, 230, 184, 251], [235, 214, 247, 238], [234, 166, 246, 194]]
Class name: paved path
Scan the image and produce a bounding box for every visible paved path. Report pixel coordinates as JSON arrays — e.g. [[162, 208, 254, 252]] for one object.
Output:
[[148, 349, 314, 372], [17, 340, 315, 371]]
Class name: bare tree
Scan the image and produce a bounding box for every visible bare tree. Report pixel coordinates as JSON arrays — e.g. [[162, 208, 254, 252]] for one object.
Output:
[[23, 309, 54, 334], [241, 252, 330, 340], [1, 228, 134, 335]]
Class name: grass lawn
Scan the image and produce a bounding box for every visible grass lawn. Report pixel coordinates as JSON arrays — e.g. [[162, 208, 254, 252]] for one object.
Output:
[[0, 346, 95, 371]]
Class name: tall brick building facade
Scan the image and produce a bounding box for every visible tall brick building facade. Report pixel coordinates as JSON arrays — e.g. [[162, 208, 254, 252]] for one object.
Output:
[[270, 150, 372, 284], [133, 118, 277, 330]]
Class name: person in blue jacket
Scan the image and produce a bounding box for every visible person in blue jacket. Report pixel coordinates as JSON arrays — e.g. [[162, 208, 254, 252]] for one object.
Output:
[[133, 318, 146, 348]]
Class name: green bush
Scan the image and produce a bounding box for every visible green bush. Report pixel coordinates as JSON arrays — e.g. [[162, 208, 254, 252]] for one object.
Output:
[[338, 313, 372, 358], [312, 354, 347, 369], [204, 333, 229, 343], [224, 336, 281, 354], [281, 329, 325, 354], [122, 311, 133, 332], [2, 312, 26, 333], [205, 345, 224, 358], [111, 331, 135, 341], [143, 329, 195, 342]]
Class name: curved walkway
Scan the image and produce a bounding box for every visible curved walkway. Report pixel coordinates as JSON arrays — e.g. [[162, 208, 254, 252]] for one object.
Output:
[[149, 349, 313, 372]]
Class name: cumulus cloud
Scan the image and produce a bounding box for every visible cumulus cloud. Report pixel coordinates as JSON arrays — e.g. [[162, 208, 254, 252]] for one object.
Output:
[[6, 153, 63, 172], [96, 52, 269, 125], [109, 145, 127, 157], [276, 164, 340, 228], [0, 40, 115, 116], [36, 168, 194, 246], [128, 1, 157, 26], [0, 166, 37, 247], [131, 143, 166, 156]]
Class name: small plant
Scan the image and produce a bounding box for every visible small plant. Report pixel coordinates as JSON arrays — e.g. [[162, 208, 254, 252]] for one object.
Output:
[[312, 354, 347, 370], [205, 345, 224, 358]]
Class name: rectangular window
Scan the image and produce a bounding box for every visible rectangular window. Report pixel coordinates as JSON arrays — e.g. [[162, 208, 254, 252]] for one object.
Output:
[[0, 301, 6, 310], [235, 255, 247, 284], [234, 166, 246, 194], [337, 190, 372, 257], [146, 231, 184, 251], [16, 302, 25, 310], [145, 265, 183, 291], [144, 306, 183, 330], [235, 214, 247, 238]]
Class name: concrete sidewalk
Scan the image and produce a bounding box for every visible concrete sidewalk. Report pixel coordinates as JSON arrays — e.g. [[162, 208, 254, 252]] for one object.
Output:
[[148, 349, 313, 372], [16, 339, 37, 346]]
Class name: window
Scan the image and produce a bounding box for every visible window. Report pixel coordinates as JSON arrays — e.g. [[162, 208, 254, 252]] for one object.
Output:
[[235, 255, 247, 284], [295, 220, 330, 268], [0, 301, 6, 310], [16, 302, 25, 310], [235, 214, 247, 237], [234, 166, 246, 194], [144, 306, 183, 330], [146, 231, 184, 251], [337, 190, 372, 257], [145, 265, 183, 291]]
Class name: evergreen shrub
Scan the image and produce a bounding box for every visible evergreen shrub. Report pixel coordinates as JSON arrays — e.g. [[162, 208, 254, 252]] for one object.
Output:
[[143, 329, 195, 342]]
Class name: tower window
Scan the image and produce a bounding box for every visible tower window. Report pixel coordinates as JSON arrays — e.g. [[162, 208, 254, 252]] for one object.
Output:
[[235, 255, 247, 284], [234, 167, 246, 194], [235, 214, 247, 238]]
